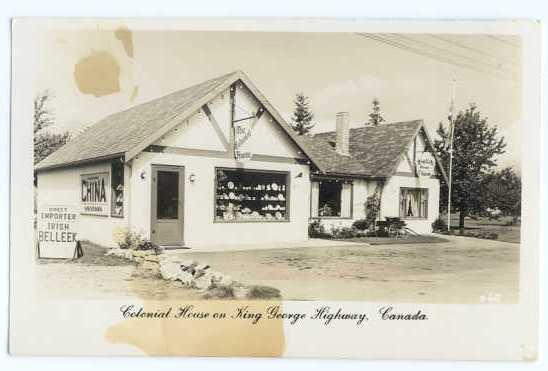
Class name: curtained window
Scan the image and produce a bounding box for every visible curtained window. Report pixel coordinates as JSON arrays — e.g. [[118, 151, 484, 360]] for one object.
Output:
[[400, 188, 428, 219], [313, 179, 352, 218]]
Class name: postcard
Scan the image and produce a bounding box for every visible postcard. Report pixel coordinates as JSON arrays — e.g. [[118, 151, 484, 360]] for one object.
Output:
[[9, 18, 540, 360]]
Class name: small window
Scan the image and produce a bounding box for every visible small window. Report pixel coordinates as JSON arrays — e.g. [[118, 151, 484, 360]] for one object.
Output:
[[315, 179, 352, 218], [111, 161, 124, 217], [400, 188, 428, 219]]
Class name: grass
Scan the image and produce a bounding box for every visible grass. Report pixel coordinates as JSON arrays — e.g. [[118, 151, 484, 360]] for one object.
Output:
[[38, 241, 135, 266], [445, 214, 521, 244], [341, 235, 450, 245]]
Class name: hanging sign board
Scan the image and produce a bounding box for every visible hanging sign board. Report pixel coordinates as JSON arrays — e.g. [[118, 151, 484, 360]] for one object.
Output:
[[37, 205, 80, 259], [81, 172, 109, 216], [415, 152, 436, 178], [234, 120, 253, 161]]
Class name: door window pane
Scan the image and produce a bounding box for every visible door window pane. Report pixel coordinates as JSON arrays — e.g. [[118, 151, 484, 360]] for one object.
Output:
[[157, 171, 179, 219]]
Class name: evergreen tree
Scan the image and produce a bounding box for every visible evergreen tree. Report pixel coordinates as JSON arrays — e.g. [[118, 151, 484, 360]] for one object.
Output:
[[434, 104, 506, 233], [290, 93, 315, 135], [368, 98, 385, 126], [34, 90, 71, 164]]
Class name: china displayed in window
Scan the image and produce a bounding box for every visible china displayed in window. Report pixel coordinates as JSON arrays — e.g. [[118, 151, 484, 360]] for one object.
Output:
[[111, 161, 124, 217], [400, 188, 428, 219], [317, 179, 352, 218], [215, 168, 289, 222]]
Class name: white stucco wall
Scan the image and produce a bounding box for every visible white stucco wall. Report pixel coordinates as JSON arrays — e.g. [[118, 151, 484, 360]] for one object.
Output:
[[36, 161, 130, 247], [130, 151, 310, 246]]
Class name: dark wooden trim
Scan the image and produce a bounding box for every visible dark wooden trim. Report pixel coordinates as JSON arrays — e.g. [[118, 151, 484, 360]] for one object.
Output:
[[145, 145, 231, 159], [251, 154, 308, 165], [35, 153, 124, 173], [229, 84, 236, 158], [393, 171, 417, 178], [144, 145, 307, 165], [202, 104, 230, 151]]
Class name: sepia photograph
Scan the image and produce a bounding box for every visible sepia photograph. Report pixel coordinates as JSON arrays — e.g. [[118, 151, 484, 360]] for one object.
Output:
[[8, 18, 540, 360], [32, 27, 521, 303]]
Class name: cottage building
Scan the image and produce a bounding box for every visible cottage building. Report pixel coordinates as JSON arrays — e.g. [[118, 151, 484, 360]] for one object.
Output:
[[35, 71, 447, 248]]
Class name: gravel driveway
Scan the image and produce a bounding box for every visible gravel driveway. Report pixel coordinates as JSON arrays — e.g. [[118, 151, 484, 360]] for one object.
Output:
[[176, 235, 519, 303], [35, 236, 519, 303]]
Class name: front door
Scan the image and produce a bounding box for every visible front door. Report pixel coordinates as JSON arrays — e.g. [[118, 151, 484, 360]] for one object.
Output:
[[151, 165, 184, 246]]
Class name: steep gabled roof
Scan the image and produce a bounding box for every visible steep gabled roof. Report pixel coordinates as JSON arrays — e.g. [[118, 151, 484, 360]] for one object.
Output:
[[307, 120, 448, 182], [35, 71, 322, 172]]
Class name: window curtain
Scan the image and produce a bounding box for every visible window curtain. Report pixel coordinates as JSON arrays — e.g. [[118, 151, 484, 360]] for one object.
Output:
[[341, 183, 352, 218], [311, 181, 320, 217]]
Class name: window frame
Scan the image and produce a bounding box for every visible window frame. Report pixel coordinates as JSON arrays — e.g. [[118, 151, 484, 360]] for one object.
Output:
[[213, 166, 291, 223], [313, 178, 354, 220], [110, 160, 124, 218], [399, 187, 428, 220]]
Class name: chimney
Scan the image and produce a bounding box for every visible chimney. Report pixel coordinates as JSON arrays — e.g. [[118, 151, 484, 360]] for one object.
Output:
[[335, 112, 350, 156]]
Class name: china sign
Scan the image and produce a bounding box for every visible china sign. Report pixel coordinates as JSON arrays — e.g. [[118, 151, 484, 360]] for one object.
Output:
[[234, 121, 253, 161], [416, 152, 436, 178], [37, 205, 79, 258], [81, 172, 109, 216]]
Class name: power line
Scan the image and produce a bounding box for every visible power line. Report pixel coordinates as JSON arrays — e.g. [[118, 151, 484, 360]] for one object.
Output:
[[357, 33, 519, 82], [390, 33, 517, 75], [427, 34, 519, 68]]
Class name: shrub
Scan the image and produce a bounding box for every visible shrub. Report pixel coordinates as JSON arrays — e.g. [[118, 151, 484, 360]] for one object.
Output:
[[331, 226, 357, 239], [352, 219, 369, 231], [308, 219, 332, 239], [112, 228, 160, 251], [431, 217, 448, 232]]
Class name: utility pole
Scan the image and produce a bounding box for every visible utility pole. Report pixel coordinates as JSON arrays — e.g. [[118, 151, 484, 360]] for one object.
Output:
[[447, 78, 457, 232]]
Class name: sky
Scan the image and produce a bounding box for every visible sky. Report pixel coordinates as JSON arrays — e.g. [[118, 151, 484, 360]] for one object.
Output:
[[31, 27, 522, 170]]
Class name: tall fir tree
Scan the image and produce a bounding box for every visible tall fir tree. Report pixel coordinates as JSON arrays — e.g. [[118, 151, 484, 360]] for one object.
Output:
[[368, 98, 385, 126], [290, 93, 315, 136]]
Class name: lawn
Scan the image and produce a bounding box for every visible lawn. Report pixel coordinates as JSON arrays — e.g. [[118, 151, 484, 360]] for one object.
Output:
[[341, 235, 449, 245], [445, 214, 521, 244]]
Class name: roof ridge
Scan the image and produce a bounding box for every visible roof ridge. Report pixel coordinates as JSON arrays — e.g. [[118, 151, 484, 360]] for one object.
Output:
[[314, 119, 423, 136]]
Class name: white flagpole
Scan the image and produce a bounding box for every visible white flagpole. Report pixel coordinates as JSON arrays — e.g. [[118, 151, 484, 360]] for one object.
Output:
[[447, 78, 456, 232]]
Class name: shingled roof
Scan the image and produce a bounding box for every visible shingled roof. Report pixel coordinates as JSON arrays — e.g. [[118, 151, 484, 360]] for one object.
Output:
[[35, 71, 322, 172], [305, 120, 447, 181]]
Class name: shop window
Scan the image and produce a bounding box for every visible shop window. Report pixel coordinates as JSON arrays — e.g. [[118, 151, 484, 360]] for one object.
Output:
[[111, 161, 124, 217], [400, 188, 428, 219], [315, 179, 352, 218], [215, 168, 289, 222]]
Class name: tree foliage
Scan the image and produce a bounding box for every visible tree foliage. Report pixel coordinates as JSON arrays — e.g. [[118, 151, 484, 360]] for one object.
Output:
[[33, 90, 70, 164], [482, 167, 521, 223], [433, 104, 506, 231], [368, 98, 385, 126], [290, 93, 315, 135]]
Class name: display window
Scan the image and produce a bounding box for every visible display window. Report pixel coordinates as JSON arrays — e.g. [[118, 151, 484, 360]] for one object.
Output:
[[400, 188, 428, 219], [111, 161, 124, 217], [215, 168, 290, 222]]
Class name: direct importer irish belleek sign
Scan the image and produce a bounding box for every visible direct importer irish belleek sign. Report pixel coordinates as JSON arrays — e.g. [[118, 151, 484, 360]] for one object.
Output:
[[81, 172, 109, 216], [37, 205, 79, 258]]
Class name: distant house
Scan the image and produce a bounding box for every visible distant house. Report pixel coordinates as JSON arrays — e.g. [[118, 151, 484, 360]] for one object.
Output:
[[35, 71, 446, 248]]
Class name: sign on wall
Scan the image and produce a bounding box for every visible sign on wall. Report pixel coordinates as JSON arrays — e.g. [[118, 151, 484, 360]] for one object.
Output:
[[81, 172, 109, 216], [37, 205, 80, 259], [415, 152, 436, 178], [234, 120, 253, 161]]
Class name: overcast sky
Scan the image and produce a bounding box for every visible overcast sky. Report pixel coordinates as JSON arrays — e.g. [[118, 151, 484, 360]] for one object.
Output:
[[31, 28, 521, 170]]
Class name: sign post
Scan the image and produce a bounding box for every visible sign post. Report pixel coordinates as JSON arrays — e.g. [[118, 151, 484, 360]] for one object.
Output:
[[37, 205, 81, 259]]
